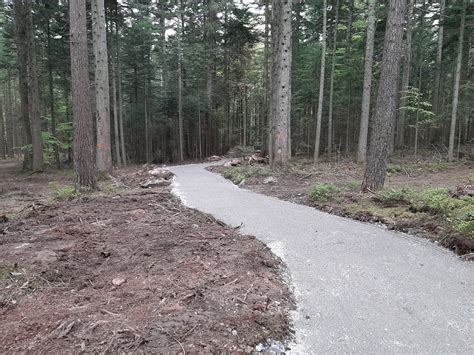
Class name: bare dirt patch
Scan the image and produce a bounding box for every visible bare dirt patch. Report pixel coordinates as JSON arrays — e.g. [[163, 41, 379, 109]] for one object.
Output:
[[209, 156, 473, 256], [0, 162, 294, 353]]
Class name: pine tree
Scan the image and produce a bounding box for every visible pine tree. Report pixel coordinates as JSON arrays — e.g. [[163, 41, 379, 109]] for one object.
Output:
[[70, 0, 97, 189], [362, 0, 407, 191]]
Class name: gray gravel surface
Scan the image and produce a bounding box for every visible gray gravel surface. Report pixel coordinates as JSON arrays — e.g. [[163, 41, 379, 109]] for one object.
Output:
[[170, 162, 473, 354]]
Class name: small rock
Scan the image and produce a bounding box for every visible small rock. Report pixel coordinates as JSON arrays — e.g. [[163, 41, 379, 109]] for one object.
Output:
[[263, 176, 277, 184], [141, 179, 172, 188], [231, 329, 238, 336], [112, 278, 126, 286]]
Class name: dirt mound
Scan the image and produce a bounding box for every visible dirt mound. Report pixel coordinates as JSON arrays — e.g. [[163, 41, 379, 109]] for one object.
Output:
[[0, 186, 294, 352]]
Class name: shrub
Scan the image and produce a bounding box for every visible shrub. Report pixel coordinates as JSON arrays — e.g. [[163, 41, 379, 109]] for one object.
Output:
[[223, 167, 246, 185], [54, 186, 79, 201], [413, 188, 463, 215], [377, 187, 414, 206], [452, 208, 474, 238], [386, 164, 402, 174], [309, 184, 339, 202]]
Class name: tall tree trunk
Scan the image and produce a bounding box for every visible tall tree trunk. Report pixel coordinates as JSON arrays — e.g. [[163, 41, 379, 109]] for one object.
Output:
[[91, 0, 112, 173], [432, 0, 445, 116], [70, 0, 97, 190], [270, 0, 292, 168], [47, 18, 60, 169], [314, 0, 327, 163], [396, 0, 414, 149], [263, 0, 271, 156], [12, 4, 32, 168], [327, 0, 340, 157], [18, 0, 44, 172], [116, 22, 126, 166], [110, 21, 122, 166], [0, 100, 4, 159], [344, 0, 354, 154], [356, 0, 376, 163], [447, 0, 466, 162], [362, 0, 406, 191], [177, 3, 184, 162]]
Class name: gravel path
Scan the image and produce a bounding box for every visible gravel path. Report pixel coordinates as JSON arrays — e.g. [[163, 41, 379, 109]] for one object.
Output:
[[170, 162, 473, 354]]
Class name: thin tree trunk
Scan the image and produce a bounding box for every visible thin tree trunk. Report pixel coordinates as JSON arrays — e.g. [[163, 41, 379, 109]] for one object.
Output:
[[177, 3, 184, 162], [345, 0, 354, 154], [432, 0, 445, 116], [144, 76, 150, 164], [263, 0, 271, 157], [270, 0, 292, 168], [362, 0, 406, 191], [110, 21, 122, 166], [70, 0, 97, 190], [0, 100, 4, 159], [47, 19, 60, 169], [327, 0, 340, 157], [396, 0, 414, 149], [116, 24, 126, 166], [356, 0, 376, 163], [314, 0, 327, 163], [447, 0, 466, 162], [18, 0, 43, 172], [91, 0, 112, 173], [11, 6, 32, 167]]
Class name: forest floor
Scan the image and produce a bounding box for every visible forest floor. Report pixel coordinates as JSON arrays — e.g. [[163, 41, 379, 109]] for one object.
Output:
[[0, 160, 294, 353], [209, 155, 474, 257]]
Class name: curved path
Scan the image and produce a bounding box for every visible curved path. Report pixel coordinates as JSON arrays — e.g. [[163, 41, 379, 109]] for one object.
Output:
[[170, 163, 473, 354]]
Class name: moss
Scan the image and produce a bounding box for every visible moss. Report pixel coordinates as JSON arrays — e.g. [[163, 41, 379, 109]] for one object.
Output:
[[376, 187, 414, 206], [309, 184, 339, 202]]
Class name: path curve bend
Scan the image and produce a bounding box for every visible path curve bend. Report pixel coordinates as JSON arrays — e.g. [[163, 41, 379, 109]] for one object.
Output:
[[170, 163, 473, 354]]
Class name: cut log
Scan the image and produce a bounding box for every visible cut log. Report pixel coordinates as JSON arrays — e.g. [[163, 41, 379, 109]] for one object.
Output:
[[207, 155, 222, 162], [140, 179, 172, 188], [148, 168, 174, 180]]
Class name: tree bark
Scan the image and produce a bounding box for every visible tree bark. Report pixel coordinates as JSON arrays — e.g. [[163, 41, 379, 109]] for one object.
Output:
[[327, 0, 340, 157], [314, 0, 327, 163], [70, 0, 97, 190], [362, 0, 406, 191], [356, 0, 376, 163], [91, 0, 112, 173], [447, 0, 466, 162], [270, 0, 292, 168]]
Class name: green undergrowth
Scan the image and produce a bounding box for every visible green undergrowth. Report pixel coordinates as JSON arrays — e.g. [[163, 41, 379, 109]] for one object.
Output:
[[52, 185, 79, 201], [309, 184, 340, 202], [309, 184, 474, 239], [222, 165, 272, 184]]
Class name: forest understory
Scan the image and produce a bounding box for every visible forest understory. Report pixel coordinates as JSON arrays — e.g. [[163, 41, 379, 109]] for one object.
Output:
[[0, 160, 294, 353], [209, 152, 474, 257]]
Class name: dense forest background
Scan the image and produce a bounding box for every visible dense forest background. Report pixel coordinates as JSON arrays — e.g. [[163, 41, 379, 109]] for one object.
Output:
[[0, 0, 472, 171]]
